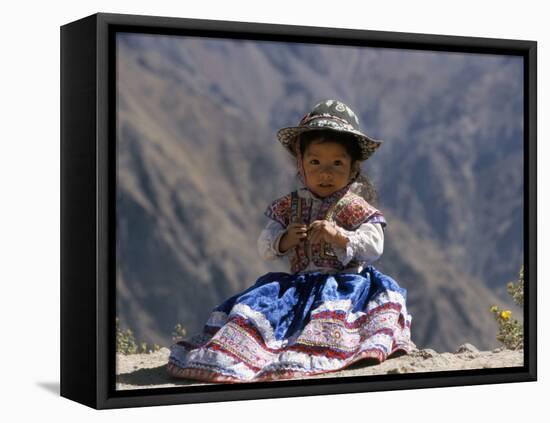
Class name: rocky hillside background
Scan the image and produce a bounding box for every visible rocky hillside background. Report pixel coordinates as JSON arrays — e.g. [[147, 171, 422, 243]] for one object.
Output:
[[115, 32, 524, 352]]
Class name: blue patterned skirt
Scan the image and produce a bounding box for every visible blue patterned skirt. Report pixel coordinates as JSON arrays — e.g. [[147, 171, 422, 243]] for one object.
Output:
[[167, 265, 412, 383]]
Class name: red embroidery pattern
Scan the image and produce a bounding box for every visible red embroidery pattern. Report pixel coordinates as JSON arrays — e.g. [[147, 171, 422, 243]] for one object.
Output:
[[289, 194, 311, 273], [313, 192, 382, 271], [330, 195, 380, 230], [264, 190, 385, 273], [168, 299, 412, 383], [264, 193, 292, 227], [310, 241, 345, 270]]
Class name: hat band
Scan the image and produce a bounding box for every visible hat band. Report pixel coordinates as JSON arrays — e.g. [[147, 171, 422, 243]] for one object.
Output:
[[301, 114, 357, 133], [300, 113, 356, 130]]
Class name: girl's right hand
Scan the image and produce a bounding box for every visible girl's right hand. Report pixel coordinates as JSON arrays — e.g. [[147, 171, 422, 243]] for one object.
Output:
[[278, 223, 308, 253]]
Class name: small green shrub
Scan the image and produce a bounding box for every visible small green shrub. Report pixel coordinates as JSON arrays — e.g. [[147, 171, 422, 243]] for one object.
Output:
[[116, 317, 138, 355], [489, 265, 524, 350], [116, 317, 163, 355], [171, 323, 187, 342]]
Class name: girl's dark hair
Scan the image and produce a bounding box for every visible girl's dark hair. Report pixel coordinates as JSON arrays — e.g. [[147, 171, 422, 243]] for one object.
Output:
[[298, 130, 378, 204]]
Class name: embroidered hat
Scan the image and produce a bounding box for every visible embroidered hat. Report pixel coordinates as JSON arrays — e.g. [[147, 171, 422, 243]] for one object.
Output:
[[277, 99, 383, 161]]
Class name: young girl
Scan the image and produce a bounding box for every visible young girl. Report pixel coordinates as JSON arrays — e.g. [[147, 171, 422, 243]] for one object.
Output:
[[167, 99, 413, 383]]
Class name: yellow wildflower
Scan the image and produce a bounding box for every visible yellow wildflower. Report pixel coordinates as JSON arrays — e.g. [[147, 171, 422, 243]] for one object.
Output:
[[490, 305, 498, 313], [500, 310, 512, 320]]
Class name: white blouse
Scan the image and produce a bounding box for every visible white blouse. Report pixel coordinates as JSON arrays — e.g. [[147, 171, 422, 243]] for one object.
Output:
[[257, 185, 385, 274]]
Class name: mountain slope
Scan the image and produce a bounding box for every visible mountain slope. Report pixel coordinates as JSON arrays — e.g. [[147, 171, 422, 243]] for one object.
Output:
[[115, 33, 524, 351]]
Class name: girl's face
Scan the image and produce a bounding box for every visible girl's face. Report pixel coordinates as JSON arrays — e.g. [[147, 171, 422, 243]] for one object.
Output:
[[302, 140, 354, 198]]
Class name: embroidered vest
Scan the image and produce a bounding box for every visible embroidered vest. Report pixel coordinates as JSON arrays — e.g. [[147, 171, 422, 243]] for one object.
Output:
[[265, 188, 385, 273]]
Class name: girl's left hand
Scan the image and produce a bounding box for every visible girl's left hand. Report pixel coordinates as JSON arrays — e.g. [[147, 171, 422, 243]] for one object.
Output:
[[307, 220, 340, 245]]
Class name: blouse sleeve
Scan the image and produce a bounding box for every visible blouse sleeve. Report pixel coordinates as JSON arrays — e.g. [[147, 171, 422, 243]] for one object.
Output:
[[331, 222, 384, 266], [257, 219, 289, 260]]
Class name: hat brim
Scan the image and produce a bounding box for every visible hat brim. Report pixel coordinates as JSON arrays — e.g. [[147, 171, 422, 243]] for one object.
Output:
[[277, 126, 383, 161]]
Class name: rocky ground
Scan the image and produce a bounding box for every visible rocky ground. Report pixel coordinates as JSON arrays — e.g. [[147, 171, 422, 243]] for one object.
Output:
[[116, 344, 524, 390]]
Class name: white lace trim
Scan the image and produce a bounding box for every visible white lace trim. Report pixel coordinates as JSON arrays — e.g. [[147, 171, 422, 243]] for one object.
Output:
[[310, 298, 364, 323], [311, 291, 410, 325], [169, 327, 409, 380], [169, 292, 413, 381], [230, 303, 285, 349], [367, 289, 410, 311], [203, 296, 410, 349]]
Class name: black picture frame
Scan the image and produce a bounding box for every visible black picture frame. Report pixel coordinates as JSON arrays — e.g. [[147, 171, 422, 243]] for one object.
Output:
[[60, 12, 537, 409]]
